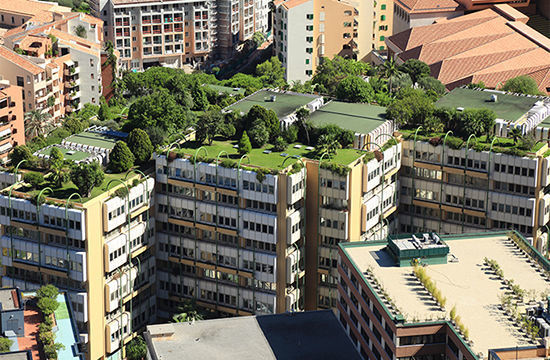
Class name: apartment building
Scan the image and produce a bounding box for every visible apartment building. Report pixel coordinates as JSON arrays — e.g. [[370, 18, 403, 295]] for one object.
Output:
[[0, 81, 25, 163], [154, 148, 306, 317], [92, 0, 268, 72], [0, 128, 156, 360], [273, 0, 392, 82], [398, 87, 550, 254], [337, 231, 550, 359], [0, 0, 71, 29]]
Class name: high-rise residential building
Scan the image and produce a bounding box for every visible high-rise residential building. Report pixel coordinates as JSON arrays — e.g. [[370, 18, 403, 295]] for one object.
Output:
[[91, 0, 269, 72], [0, 8, 109, 122], [0, 80, 25, 163], [398, 87, 550, 254], [0, 127, 156, 360], [272, 0, 392, 82], [337, 231, 550, 359], [386, 4, 550, 94]]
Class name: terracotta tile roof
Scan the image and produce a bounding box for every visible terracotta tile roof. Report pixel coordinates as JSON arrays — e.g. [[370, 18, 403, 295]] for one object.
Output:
[[387, 4, 550, 93], [0, 45, 43, 75], [0, 0, 57, 16], [281, 0, 311, 10], [395, 0, 462, 13]]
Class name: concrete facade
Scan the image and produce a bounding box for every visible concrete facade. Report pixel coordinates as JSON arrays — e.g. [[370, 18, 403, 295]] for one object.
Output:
[[0, 81, 25, 163]]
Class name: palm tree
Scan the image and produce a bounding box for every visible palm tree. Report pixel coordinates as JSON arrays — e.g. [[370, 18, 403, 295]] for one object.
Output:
[[25, 109, 52, 138], [379, 57, 400, 94], [509, 127, 523, 145], [295, 107, 311, 145], [172, 300, 203, 323], [315, 133, 341, 158]]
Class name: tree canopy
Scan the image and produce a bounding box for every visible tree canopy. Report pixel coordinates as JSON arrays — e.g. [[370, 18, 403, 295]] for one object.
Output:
[[109, 141, 135, 173], [335, 76, 375, 103], [70, 162, 105, 197], [312, 56, 371, 95], [127, 128, 153, 164], [399, 59, 430, 84], [502, 75, 541, 95]]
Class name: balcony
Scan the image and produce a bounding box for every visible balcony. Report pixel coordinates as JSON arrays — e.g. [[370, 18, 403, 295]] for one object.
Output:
[[142, 18, 151, 24], [67, 91, 81, 100], [64, 66, 79, 76], [152, 18, 161, 24], [65, 78, 80, 88]]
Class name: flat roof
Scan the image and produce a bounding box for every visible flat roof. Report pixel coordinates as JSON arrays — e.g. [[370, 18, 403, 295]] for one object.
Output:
[[63, 131, 119, 150], [205, 84, 245, 95], [37, 147, 92, 161], [146, 310, 361, 360], [435, 88, 538, 122], [343, 233, 550, 357], [226, 90, 321, 118], [308, 101, 387, 134], [537, 114, 550, 128], [0, 352, 30, 360], [0, 289, 18, 311]]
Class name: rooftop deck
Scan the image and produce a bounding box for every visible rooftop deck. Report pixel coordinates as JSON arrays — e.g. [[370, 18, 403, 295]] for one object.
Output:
[[435, 88, 539, 122], [308, 101, 387, 134], [344, 233, 550, 356], [63, 131, 120, 150], [226, 90, 321, 118]]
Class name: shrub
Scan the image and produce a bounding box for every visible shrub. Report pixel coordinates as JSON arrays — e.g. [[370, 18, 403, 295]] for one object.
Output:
[[320, 162, 350, 176], [70, 162, 105, 197], [450, 306, 456, 320], [502, 75, 541, 95], [37, 297, 59, 316], [37, 285, 59, 300], [238, 131, 252, 156], [0, 337, 13, 352], [248, 120, 269, 148], [24, 172, 44, 188], [9, 145, 33, 166], [127, 128, 153, 164], [273, 136, 287, 152], [114, 187, 129, 199], [126, 336, 147, 360], [108, 141, 135, 173]]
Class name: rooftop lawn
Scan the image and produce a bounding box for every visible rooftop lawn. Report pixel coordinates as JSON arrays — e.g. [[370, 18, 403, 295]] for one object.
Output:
[[63, 131, 119, 150], [435, 88, 538, 122], [205, 84, 245, 96], [226, 90, 321, 118], [36, 147, 91, 161], [309, 101, 387, 134], [173, 139, 364, 170], [20, 172, 130, 203]]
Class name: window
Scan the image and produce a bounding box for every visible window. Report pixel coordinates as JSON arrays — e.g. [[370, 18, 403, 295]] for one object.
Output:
[[305, 59, 309, 64], [381, 15, 386, 21], [306, 14, 313, 20], [381, 4, 386, 9], [305, 25, 313, 31], [380, 36, 385, 41]]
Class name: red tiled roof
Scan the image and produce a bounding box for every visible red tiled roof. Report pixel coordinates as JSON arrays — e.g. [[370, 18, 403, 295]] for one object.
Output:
[[395, 0, 462, 13], [0, 45, 43, 75], [387, 4, 550, 93]]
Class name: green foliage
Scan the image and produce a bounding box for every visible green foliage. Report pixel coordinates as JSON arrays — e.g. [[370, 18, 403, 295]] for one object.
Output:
[[47, 96, 55, 107], [126, 336, 148, 360], [273, 136, 287, 152], [127, 128, 153, 164], [37, 285, 59, 300], [248, 120, 269, 148], [25, 109, 52, 138], [312, 56, 371, 95], [252, 31, 266, 48], [37, 297, 59, 316], [108, 141, 135, 173], [43, 343, 65, 360], [386, 90, 434, 127], [222, 73, 262, 94], [128, 88, 194, 133], [502, 75, 541, 95], [49, 147, 66, 188], [283, 125, 298, 143], [191, 85, 209, 111], [114, 187, 129, 199], [63, 115, 88, 134], [0, 337, 13, 352], [316, 133, 342, 157], [70, 161, 105, 197], [256, 56, 286, 88], [73, 24, 87, 38], [316, 124, 354, 148], [335, 76, 374, 103], [320, 162, 350, 176], [146, 126, 167, 148], [466, 81, 485, 89], [97, 100, 112, 122], [10, 145, 33, 166], [242, 105, 280, 141], [238, 131, 252, 155], [459, 109, 496, 138], [417, 76, 446, 96], [390, 72, 413, 93], [399, 59, 430, 84], [24, 172, 44, 188], [196, 110, 226, 145]]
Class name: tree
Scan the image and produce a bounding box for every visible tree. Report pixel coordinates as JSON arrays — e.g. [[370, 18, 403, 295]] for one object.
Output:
[[238, 131, 252, 155], [109, 141, 134, 173], [379, 57, 400, 93], [335, 76, 374, 103], [508, 127, 523, 145], [502, 75, 541, 95], [128, 89, 193, 133], [243, 105, 279, 140], [252, 31, 265, 48], [10, 145, 33, 166], [126, 336, 148, 360], [191, 85, 209, 111], [43, 343, 64, 360], [172, 299, 204, 323], [146, 126, 167, 148], [73, 24, 87, 38], [222, 73, 262, 94], [97, 100, 112, 121], [312, 56, 371, 95], [273, 136, 287, 152], [390, 72, 413, 93], [248, 120, 269, 148], [70, 162, 105, 197], [24, 172, 44, 189], [417, 76, 446, 96], [103, 40, 118, 82], [37, 297, 59, 316], [195, 110, 225, 145], [63, 115, 88, 134], [283, 125, 298, 143], [37, 284, 59, 300], [49, 147, 66, 188], [256, 57, 286, 88], [458, 109, 496, 138], [0, 337, 13, 353], [25, 109, 52, 138], [127, 129, 153, 164], [400, 59, 430, 84], [295, 107, 311, 145], [316, 133, 341, 157], [386, 91, 434, 127]]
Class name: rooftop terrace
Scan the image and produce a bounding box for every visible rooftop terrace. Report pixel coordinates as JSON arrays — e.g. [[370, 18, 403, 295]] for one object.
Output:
[[62, 130, 121, 150], [342, 232, 550, 357], [308, 101, 387, 134], [435, 88, 540, 122], [170, 139, 365, 170], [0, 288, 20, 311], [226, 90, 321, 118]]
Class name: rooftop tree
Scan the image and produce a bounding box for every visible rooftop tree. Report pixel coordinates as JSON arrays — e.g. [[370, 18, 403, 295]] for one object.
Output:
[[399, 59, 431, 84], [502, 75, 541, 95], [109, 141, 135, 173], [70, 161, 105, 197], [127, 128, 153, 164]]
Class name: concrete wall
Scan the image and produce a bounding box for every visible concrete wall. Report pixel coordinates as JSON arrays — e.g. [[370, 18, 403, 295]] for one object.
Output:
[[68, 47, 102, 106]]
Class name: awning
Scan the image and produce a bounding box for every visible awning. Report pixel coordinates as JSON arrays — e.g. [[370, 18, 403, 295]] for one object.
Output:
[[0, 128, 11, 137], [0, 142, 13, 153], [63, 59, 74, 66]]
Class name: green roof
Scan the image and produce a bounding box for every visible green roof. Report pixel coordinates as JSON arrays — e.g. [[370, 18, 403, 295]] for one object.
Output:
[[205, 84, 245, 95], [174, 139, 364, 169], [226, 90, 320, 118], [309, 101, 387, 134], [64, 131, 119, 150], [435, 88, 537, 122], [37, 147, 91, 161], [537, 114, 550, 128]]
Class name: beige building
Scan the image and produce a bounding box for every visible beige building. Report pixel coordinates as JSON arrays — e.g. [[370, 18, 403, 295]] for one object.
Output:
[[392, 0, 464, 34], [273, 0, 392, 83], [0, 81, 25, 163]]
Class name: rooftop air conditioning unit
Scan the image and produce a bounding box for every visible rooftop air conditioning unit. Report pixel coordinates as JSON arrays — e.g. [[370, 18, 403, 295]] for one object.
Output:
[[491, 94, 498, 102]]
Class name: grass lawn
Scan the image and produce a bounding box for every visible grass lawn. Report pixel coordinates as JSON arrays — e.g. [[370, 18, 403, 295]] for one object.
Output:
[[175, 139, 364, 170], [309, 101, 387, 134], [226, 90, 321, 118], [54, 297, 70, 320], [64, 131, 119, 150], [36, 147, 91, 162]]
